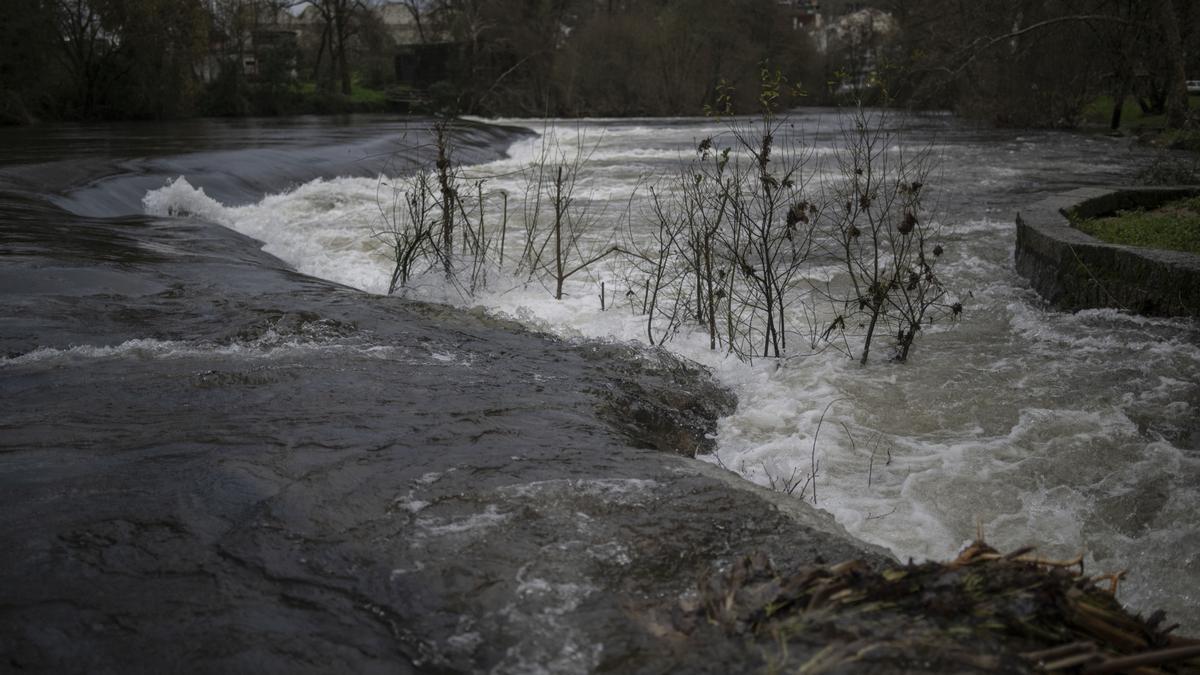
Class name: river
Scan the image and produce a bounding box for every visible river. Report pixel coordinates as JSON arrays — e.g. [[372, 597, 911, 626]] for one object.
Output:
[[2, 112, 1198, 668], [135, 111, 1200, 632]]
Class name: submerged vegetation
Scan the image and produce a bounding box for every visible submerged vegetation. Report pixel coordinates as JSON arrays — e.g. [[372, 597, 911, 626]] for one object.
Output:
[[1073, 196, 1200, 255], [376, 81, 959, 365]]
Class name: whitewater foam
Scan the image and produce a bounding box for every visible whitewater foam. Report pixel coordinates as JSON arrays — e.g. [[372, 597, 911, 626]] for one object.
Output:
[[138, 114, 1200, 632]]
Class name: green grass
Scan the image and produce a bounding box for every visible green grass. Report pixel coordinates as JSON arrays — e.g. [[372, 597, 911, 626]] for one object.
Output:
[[294, 80, 388, 105], [1080, 95, 1149, 127], [1080, 94, 1199, 132], [349, 85, 387, 105], [1074, 196, 1200, 254]]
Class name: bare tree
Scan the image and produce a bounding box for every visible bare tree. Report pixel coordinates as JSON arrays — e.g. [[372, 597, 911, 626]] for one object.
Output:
[[823, 107, 953, 364], [50, 0, 123, 116], [304, 0, 364, 95], [888, 0, 1192, 129]]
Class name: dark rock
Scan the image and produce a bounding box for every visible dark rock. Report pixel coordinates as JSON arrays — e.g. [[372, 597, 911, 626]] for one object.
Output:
[[580, 342, 737, 457], [0, 189, 885, 673]]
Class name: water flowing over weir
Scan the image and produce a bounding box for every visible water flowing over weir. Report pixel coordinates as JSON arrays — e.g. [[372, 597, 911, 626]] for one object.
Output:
[[1, 115, 891, 673], [137, 111, 1200, 633], [2, 112, 1199, 671]]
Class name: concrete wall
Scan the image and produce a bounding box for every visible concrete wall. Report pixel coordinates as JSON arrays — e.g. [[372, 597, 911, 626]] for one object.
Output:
[[1014, 186, 1200, 317]]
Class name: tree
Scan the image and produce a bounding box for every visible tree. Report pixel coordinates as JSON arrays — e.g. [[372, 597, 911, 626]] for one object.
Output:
[[0, 0, 58, 123], [305, 0, 365, 95], [49, 0, 123, 117], [884, 0, 1193, 129], [43, 0, 207, 119], [1151, 0, 1189, 130]]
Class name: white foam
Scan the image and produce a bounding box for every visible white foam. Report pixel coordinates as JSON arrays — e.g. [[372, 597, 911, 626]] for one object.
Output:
[[498, 478, 660, 505], [1, 336, 408, 367], [136, 115, 1200, 632], [142, 176, 229, 222], [415, 504, 510, 537]]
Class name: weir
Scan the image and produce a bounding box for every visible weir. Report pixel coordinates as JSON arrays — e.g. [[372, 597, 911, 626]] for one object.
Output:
[[0, 116, 885, 672], [2, 114, 1199, 671]]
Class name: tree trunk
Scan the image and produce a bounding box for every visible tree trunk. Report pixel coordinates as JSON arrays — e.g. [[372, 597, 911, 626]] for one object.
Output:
[[312, 23, 329, 88], [1110, 77, 1130, 131], [338, 39, 352, 96], [335, 3, 352, 96], [1152, 0, 1189, 129]]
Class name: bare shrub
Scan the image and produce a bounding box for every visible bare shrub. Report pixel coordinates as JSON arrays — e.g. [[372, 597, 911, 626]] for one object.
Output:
[[821, 107, 956, 364]]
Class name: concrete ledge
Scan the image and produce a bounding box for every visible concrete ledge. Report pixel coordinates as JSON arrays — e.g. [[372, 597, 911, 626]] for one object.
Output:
[[1014, 186, 1200, 317]]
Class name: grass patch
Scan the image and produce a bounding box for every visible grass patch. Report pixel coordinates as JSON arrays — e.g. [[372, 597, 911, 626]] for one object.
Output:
[[1080, 94, 1199, 133], [294, 81, 391, 108], [349, 85, 388, 105], [1080, 95, 1149, 128], [1074, 195, 1200, 254]]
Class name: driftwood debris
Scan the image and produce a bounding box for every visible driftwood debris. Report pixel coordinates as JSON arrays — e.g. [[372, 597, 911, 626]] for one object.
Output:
[[676, 541, 1200, 673]]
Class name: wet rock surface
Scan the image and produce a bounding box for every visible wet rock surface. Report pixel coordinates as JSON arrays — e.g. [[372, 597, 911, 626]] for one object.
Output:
[[0, 140, 884, 672], [582, 343, 737, 457]]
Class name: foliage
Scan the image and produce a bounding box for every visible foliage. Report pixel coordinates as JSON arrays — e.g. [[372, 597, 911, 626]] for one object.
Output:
[[0, 1, 58, 124], [12, 0, 211, 120], [375, 119, 506, 297]]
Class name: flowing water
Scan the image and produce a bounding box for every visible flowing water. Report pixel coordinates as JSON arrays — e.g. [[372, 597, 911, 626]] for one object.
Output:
[[137, 111, 1200, 633], [5, 111, 1197, 648]]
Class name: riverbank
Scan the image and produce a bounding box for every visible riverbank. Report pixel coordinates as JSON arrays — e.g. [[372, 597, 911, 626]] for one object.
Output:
[[1078, 95, 1200, 155]]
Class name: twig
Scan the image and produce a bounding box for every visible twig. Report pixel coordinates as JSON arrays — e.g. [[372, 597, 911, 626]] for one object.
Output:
[[809, 398, 848, 505], [1083, 644, 1200, 674]]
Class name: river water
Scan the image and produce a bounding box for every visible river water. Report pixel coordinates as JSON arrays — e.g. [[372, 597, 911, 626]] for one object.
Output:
[[137, 110, 1200, 633], [4, 111, 1197, 649]]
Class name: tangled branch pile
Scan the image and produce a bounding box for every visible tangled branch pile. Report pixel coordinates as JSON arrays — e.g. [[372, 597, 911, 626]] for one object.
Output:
[[675, 543, 1200, 673]]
